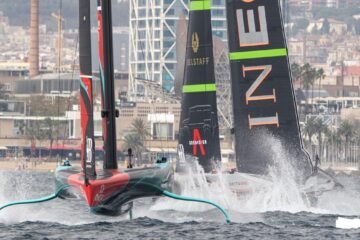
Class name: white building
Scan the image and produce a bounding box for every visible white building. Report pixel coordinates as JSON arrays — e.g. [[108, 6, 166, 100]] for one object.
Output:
[[128, 0, 228, 99]]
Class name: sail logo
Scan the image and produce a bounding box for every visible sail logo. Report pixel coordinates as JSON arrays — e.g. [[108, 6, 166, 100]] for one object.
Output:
[[186, 57, 209, 66], [189, 140, 207, 145], [86, 137, 93, 165], [192, 32, 199, 53], [243, 65, 279, 128], [236, 5, 269, 47], [187, 32, 210, 66], [94, 184, 105, 203], [189, 128, 206, 156], [236, 2, 279, 129]]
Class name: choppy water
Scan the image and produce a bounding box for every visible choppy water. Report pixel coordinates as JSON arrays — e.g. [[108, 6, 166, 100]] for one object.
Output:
[[1, 171, 360, 239]]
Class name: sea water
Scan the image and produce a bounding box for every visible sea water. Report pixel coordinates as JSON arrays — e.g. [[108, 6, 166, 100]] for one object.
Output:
[[0, 171, 360, 239], [1, 146, 360, 239]]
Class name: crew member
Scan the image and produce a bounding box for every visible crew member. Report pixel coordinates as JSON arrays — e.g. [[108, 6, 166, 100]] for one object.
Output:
[[313, 154, 320, 173], [127, 148, 133, 168]]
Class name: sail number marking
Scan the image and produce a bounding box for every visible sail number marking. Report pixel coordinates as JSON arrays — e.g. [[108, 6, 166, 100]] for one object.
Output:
[[189, 128, 206, 156], [86, 137, 93, 166]]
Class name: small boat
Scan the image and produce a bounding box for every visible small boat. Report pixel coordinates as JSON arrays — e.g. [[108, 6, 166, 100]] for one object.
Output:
[[224, 0, 342, 200], [178, 0, 222, 173], [54, 0, 174, 216], [0, 1, 232, 222], [55, 163, 174, 216], [177, 0, 342, 203]]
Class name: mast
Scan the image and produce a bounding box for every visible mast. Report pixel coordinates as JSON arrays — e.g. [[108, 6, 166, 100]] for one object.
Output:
[[79, 0, 96, 177], [101, 0, 118, 169], [225, 0, 311, 177], [97, 0, 107, 161], [179, 0, 221, 172]]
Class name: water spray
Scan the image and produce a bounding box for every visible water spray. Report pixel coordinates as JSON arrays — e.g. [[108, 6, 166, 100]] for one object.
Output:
[[0, 184, 69, 211], [0, 180, 231, 223]]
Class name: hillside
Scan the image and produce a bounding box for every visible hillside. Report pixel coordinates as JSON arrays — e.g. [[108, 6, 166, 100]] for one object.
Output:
[[0, 0, 129, 31]]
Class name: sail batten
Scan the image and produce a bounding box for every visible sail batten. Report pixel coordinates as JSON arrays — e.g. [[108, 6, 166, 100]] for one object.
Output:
[[189, 0, 211, 11], [229, 48, 287, 60], [182, 84, 217, 93]]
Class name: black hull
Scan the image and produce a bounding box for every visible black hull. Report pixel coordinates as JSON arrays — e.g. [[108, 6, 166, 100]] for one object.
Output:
[[55, 163, 173, 216]]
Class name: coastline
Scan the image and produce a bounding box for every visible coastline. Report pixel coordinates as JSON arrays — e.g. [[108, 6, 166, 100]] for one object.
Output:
[[0, 159, 358, 175], [0, 159, 58, 172]]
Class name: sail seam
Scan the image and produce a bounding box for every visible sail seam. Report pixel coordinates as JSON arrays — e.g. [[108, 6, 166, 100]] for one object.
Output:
[[229, 48, 287, 60], [189, 0, 211, 11], [182, 83, 216, 93]]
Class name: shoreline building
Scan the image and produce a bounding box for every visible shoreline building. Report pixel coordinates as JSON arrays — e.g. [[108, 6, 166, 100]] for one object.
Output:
[[128, 0, 227, 100]]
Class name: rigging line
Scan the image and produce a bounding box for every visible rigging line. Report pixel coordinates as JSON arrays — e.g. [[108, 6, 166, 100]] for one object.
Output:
[[62, 33, 79, 146], [56, 0, 63, 159]]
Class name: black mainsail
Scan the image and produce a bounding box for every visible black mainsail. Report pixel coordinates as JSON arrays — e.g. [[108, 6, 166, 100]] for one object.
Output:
[[79, 0, 96, 177], [100, 0, 118, 169], [225, 0, 311, 176], [97, 0, 107, 166], [179, 0, 221, 172]]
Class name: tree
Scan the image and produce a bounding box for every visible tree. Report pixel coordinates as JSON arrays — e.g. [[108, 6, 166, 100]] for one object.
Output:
[[42, 117, 60, 158], [301, 63, 316, 93], [123, 133, 146, 166], [28, 96, 55, 116], [324, 129, 340, 164], [26, 121, 44, 142], [345, 16, 356, 33], [28, 95, 77, 116], [353, 124, 360, 164], [123, 118, 151, 165], [303, 116, 318, 153], [338, 120, 355, 162], [301, 63, 317, 114], [321, 18, 330, 34], [295, 18, 310, 30], [25, 117, 60, 159], [26, 120, 47, 158], [313, 118, 328, 159], [131, 118, 151, 142], [291, 18, 310, 35], [316, 68, 325, 113], [311, 25, 319, 34], [291, 62, 303, 88]]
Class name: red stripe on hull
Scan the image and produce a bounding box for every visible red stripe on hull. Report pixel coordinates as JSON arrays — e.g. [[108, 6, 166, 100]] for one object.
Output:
[[67, 170, 130, 207], [97, 4, 107, 145], [79, 92, 88, 169], [97, 8, 104, 68]]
